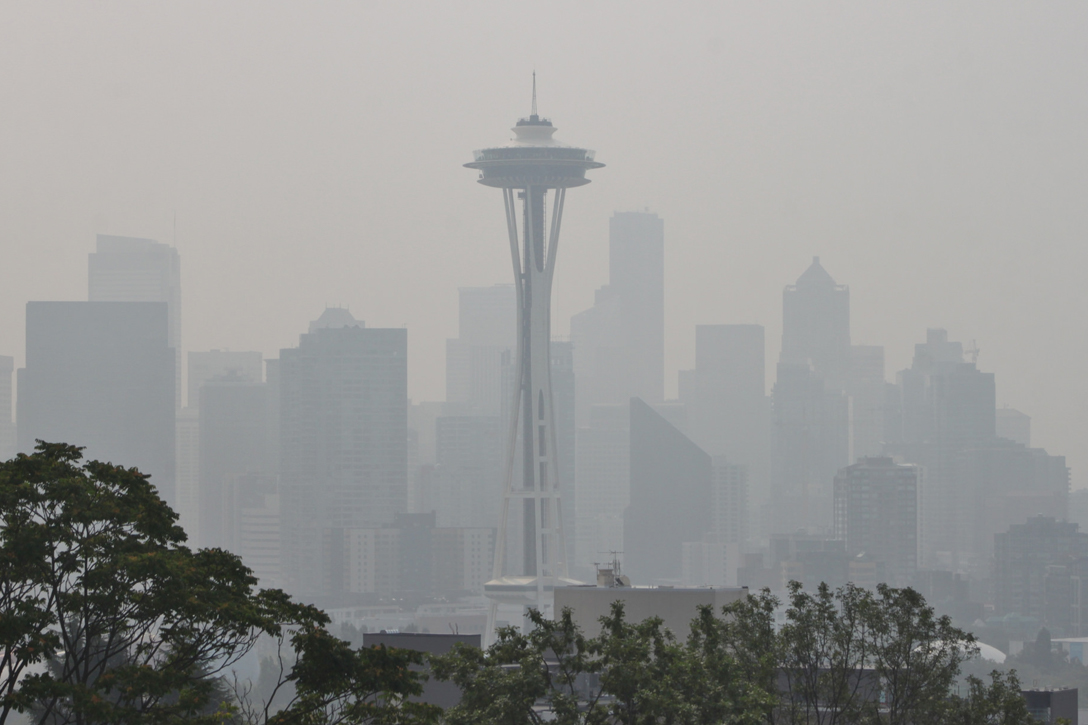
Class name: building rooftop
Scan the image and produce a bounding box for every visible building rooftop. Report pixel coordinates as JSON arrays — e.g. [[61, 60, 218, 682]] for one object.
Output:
[[308, 307, 362, 333]]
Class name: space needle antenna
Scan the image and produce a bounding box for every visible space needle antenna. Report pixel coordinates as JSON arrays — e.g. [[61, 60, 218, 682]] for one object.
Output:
[[531, 71, 537, 117]]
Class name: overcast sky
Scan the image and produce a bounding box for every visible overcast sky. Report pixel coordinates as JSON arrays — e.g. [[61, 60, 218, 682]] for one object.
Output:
[[1, 2, 1086, 483]]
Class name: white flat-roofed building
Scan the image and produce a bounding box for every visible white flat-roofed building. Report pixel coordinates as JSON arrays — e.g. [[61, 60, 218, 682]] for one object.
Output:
[[555, 584, 748, 637]]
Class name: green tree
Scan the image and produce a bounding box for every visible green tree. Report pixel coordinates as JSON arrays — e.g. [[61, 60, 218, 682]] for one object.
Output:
[[777, 582, 877, 725], [592, 603, 684, 725], [863, 583, 976, 725], [0, 442, 434, 725], [679, 602, 777, 725], [433, 602, 775, 725], [430, 607, 603, 725], [943, 670, 1036, 725]]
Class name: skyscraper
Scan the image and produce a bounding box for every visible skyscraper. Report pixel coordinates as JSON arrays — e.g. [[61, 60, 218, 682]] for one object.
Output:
[[176, 350, 266, 544], [571, 211, 664, 422], [771, 259, 852, 535], [574, 404, 629, 576], [780, 256, 850, 391], [18, 302, 175, 503], [434, 414, 503, 529], [445, 285, 516, 416], [625, 398, 712, 584], [199, 373, 271, 550], [89, 235, 181, 407], [833, 457, 919, 585], [848, 345, 886, 460], [680, 324, 770, 518], [0, 356, 14, 460], [464, 84, 602, 636], [886, 329, 996, 570], [278, 308, 408, 600], [770, 363, 849, 534]]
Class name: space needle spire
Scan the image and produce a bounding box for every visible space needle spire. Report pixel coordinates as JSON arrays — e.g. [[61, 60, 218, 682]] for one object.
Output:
[[465, 82, 603, 641]]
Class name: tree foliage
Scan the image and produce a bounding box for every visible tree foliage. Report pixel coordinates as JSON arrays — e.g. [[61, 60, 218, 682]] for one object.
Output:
[[0, 442, 434, 725], [434, 583, 1036, 725]]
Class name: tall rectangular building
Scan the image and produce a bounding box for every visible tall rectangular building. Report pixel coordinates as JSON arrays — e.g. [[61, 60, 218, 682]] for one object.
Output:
[[771, 363, 849, 535], [434, 415, 503, 529], [445, 285, 515, 416], [711, 457, 749, 549], [833, 457, 918, 585], [886, 329, 997, 571], [772, 258, 851, 536], [574, 404, 629, 576], [279, 308, 407, 600], [88, 235, 181, 407], [680, 324, 769, 517], [175, 407, 200, 536], [0, 355, 14, 460], [18, 302, 175, 503], [625, 397, 712, 584], [199, 376, 271, 550], [179, 349, 267, 545], [780, 256, 850, 391], [848, 345, 886, 461], [571, 212, 664, 422]]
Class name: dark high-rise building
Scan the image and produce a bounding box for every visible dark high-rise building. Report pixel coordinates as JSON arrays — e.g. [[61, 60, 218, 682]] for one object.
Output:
[[833, 457, 919, 585], [780, 256, 850, 391], [18, 302, 175, 503], [88, 235, 181, 407], [625, 397, 712, 584], [571, 212, 664, 422], [278, 308, 408, 601]]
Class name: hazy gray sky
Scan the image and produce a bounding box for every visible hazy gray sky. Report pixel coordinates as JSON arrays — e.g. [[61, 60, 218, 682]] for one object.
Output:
[[1, 2, 1086, 483]]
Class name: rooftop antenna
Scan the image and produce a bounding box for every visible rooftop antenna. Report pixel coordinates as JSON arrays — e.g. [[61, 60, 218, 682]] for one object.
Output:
[[531, 71, 537, 117], [965, 340, 980, 364]]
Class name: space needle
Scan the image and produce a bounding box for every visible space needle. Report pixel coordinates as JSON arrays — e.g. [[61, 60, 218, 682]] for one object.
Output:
[[465, 78, 603, 640]]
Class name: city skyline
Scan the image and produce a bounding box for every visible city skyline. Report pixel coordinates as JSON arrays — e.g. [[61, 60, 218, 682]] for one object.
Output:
[[4, 5, 1088, 716], [1, 3, 1086, 485]]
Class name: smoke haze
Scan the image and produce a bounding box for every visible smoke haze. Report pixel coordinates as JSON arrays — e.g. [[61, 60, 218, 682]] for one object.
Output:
[[1, 2, 1086, 482]]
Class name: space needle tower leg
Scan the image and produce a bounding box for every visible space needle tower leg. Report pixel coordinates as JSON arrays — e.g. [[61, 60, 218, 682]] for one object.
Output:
[[486, 185, 567, 644]]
